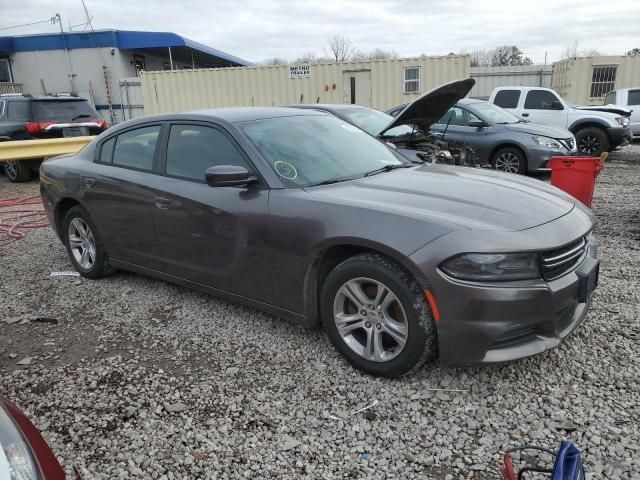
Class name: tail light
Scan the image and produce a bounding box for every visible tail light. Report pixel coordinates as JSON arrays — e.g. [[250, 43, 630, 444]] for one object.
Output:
[[24, 122, 56, 134], [23, 121, 56, 134], [93, 119, 107, 129]]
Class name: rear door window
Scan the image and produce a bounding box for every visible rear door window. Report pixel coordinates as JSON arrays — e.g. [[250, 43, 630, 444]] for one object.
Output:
[[165, 124, 250, 182], [628, 89, 640, 106], [493, 90, 521, 109], [7, 101, 31, 120], [112, 126, 161, 171], [524, 90, 562, 110], [31, 100, 98, 122], [99, 137, 116, 163]]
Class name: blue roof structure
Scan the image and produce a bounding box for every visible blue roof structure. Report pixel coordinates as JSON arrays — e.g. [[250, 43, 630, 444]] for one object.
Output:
[[0, 30, 251, 66]]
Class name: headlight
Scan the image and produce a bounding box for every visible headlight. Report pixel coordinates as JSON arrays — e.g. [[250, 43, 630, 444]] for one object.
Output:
[[440, 253, 541, 281], [532, 136, 562, 149], [615, 116, 630, 127], [0, 407, 39, 480]]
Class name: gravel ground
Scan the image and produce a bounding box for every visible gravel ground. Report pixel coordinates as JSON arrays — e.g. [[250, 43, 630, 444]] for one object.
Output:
[[1, 145, 639, 479]]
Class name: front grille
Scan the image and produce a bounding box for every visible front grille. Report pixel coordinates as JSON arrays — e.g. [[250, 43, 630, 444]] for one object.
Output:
[[541, 236, 587, 280], [559, 138, 576, 151]]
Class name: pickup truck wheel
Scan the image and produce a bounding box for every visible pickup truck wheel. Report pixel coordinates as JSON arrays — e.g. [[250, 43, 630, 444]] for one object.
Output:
[[575, 127, 609, 156], [3, 160, 32, 183], [491, 147, 527, 174]]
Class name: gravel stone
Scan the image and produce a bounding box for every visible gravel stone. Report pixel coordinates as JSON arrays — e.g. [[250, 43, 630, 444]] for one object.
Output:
[[1, 144, 639, 479]]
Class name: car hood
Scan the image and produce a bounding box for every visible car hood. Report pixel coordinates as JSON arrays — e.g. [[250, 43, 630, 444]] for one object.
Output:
[[306, 164, 577, 232], [574, 105, 632, 117], [503, 122, 573, 139], [379, 78, 475, 137]]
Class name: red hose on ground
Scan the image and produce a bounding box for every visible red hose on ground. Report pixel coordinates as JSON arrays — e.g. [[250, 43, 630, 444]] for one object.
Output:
[[0, 195, 49, 247]]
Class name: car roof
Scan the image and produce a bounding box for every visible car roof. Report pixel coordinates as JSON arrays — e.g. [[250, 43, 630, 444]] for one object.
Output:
[[458, 98, 485, 105], [189, 106, 327, 123], [294, 104, 371, 112]]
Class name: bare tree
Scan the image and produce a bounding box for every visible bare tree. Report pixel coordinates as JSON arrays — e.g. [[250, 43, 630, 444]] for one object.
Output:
[[259, 57, 288, 66], [469, 49, 493, 67], [580, 48, 603, 57], [560, 40, 579, 60], [327, 34, 355, 62], [351, 48, 398, 61]]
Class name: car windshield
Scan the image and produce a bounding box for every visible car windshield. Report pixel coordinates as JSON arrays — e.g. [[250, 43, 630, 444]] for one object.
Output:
[[339, 107, 415, 137], [238, 115, 408, 187], [31, 100, 99, 122], [469, 102, 522, 124]]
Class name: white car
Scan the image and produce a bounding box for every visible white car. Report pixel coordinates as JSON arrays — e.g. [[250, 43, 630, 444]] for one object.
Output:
[[489, 86, 633, 156], [603, 88, 640, 139]]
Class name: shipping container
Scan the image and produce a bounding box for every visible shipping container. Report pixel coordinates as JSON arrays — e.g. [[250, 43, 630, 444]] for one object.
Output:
[[470, 65, 552, 100], [552, 55, 640, 105], [141, 55, 470, 115]]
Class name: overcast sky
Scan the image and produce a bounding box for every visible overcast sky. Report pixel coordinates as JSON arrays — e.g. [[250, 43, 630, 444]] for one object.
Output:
[[1, 0, 639, 63]]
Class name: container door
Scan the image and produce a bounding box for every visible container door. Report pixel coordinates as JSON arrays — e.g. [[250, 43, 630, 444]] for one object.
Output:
[[343, 70, 372, 106]]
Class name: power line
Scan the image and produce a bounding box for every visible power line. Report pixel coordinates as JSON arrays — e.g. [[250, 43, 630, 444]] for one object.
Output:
[[0, 18, 55, 32]]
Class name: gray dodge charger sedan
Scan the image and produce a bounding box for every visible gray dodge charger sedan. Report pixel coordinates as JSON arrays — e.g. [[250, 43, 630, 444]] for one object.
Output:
[[40, 105, 599, 377]]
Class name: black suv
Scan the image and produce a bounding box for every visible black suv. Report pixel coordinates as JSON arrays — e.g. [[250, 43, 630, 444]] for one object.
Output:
[[0, 94, 107, 182]]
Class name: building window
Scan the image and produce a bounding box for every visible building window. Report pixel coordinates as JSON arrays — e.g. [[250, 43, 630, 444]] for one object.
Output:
[[0, 58, 11, 83], [133, 55, 146, 77], [590, 65, 617, 98], [404, 67, 420, 94]]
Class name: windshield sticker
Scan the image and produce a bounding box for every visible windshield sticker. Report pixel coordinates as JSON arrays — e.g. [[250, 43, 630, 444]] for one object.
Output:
[[274, 160, 298, 180], [341, 124, 364, 133]]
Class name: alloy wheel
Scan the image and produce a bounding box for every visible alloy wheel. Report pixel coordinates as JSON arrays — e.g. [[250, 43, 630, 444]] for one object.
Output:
[[494, 152, 521, 173], [4, 160, 17, 180], [68, 218, 97, 269], [333, 277, 408, 362], [579, 134, 600, 155]]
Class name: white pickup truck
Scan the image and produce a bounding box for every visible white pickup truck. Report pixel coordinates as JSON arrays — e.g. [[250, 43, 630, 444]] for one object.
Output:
[[603, 88, 640, 138], [489, 86, 633, 156]]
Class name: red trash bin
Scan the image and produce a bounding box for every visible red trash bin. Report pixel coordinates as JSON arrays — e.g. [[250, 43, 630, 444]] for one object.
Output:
[[548, 156, 604, 207]]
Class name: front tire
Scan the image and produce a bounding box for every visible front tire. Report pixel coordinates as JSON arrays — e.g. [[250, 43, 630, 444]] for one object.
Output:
[[4, 160, 32, 182], [321, 253, 437, 377], [491, 147, 527, 174], [63, 206, 115, 279], [575, 127, 609, 156]]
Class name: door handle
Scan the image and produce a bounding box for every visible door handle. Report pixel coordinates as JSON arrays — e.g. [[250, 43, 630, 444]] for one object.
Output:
[[84, 177, 96, 188], [521, 113, 530, 117], [154, 197, 171, 209]]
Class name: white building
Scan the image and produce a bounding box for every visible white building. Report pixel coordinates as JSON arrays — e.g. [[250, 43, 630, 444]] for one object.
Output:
[[0, 30, 250, 123]]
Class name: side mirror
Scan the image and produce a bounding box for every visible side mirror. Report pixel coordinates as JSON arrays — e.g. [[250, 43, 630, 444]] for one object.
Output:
[[551, 100, 563, 110], [205, 165, 255, 187], [467, 120, 488, 128]]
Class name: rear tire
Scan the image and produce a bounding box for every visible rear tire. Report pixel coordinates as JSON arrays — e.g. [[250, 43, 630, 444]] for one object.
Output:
[[62, 206, 116, 279], [491, 147, 527, 174], [4, 160, 32, 183], [321, 253, 437, 377], [575, 127, 609, 156]]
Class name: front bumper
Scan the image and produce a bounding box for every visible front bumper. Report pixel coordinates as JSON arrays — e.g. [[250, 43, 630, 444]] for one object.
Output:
[[410, 207, 597, 365], [607, 126, 633, 149], [525, 145, 571, 172]]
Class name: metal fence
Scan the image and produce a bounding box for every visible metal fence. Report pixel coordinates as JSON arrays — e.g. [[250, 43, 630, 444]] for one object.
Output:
[[469, 65, 552, 99], [119, 78, 144, 121], [0, 83, 23, 95]]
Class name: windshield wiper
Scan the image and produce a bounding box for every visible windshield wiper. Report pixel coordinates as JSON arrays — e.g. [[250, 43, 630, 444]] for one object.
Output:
[[363, 163, 413, 177], [71, 114, 91, 122]]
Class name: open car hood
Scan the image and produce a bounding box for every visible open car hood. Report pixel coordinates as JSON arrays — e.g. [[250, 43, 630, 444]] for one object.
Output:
[[378, 78, 475, 137], [574, 105, 632, 117]]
